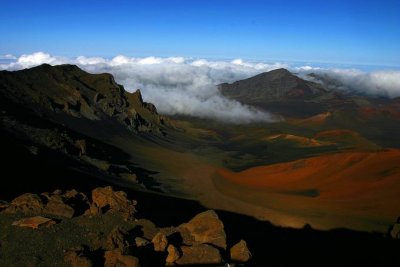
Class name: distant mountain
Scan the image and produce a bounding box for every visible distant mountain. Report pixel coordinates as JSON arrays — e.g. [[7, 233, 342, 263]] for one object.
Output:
[[219, 68, 327, 101], [219, 68, 351, 117], [0, 64, 168, 134]]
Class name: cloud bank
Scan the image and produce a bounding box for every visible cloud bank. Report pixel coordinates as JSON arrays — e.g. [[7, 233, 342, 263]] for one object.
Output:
[[1, 52, 286, 123], [299, 68, 400, 98], [1, 52, 400, 123]]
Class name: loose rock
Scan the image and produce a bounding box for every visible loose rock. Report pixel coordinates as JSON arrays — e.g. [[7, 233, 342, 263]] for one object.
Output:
[[12, 216, 56, 229], [152, 232, 168, 252], [165, 244, 181, 265], [90, 186, 136, 220], [176, 244, 222, 265], [179, 210, 227, 249], [389, 223, 400, 239], [4, 193, 44, 214], [230, 240, 252, 262]]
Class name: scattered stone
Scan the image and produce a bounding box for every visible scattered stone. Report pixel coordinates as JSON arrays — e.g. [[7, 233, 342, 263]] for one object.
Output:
[[135, 237, 150, 247], [106, 227, 130, 253], [5, 193, 44, 214], [152, 232, 168, 252], [230, 240, 252, 262], [64, 249, 92, 267], [176, 244, 222, 265], [179, 210, 227, 249], [165, 244, 181, 265], [104, 250, 139, 267], [90, 186, 136, 220], [12, 216, 56, 229]]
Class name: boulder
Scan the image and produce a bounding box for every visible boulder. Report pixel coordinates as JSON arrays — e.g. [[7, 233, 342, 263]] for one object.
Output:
[[106, 227, 130, 253], [152, 232, 168, 252], [230, 240, 252, 262], [179, 210, 226, 249], [104, 250, 139, 267], [12, 216, 56, 229], [44, 194, 75, 218], [64, 250, 92, 267], [90, 186, 136, 220], [165, 244, 181, 265], [389, 223, 400, 239], [176, 244, 222, 265], [4, 193, 44, 214]]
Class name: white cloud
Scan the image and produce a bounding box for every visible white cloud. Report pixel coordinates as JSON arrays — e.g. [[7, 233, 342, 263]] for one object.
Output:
[[0, 52, 284, 123], [298, 67, 400, 98], [2, 52, 400, 122]]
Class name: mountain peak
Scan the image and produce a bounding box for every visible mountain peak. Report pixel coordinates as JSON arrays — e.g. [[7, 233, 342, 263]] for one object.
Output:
[[255, 68, 295, 80], [218, 67, 329, 116]]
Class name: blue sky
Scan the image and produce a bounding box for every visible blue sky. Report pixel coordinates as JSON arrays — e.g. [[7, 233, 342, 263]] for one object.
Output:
[[1, 0, 399, 66]]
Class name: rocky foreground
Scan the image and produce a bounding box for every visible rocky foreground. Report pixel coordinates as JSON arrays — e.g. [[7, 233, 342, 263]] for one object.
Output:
[[0, 186, 251, 267]]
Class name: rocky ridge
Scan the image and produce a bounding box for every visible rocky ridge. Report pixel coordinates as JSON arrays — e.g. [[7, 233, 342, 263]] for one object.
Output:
[[0, 64, 169, 134]]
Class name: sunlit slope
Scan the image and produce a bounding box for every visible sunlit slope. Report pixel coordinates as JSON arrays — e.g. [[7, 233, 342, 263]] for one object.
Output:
[[216, 149, 400, 230]]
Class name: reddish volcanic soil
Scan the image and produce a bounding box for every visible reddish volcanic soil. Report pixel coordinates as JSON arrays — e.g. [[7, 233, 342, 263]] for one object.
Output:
[[215, 149, 400, 231]]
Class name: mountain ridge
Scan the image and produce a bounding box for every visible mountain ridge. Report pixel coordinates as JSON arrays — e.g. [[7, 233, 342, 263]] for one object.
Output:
[[0, 64, 168, 134]]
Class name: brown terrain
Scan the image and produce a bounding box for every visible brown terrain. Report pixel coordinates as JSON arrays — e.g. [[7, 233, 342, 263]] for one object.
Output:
[[1, 64, 400, 266], [216, 149, 400, 230]]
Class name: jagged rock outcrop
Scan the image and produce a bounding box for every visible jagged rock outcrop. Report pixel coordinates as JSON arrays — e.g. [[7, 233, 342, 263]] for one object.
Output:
[[0, 64, 168, 134]]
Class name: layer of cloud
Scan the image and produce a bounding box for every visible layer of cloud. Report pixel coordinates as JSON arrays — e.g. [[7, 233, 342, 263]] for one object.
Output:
[[295, 66, 400, 98], [1, 52, 400, 123], [0, 52, 285, 123]]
